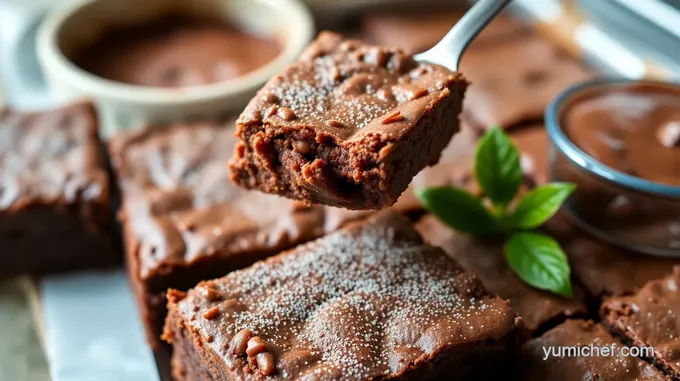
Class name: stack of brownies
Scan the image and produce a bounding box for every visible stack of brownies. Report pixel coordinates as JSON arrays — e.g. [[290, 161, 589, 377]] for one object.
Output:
[[1, 7, 679, 381]]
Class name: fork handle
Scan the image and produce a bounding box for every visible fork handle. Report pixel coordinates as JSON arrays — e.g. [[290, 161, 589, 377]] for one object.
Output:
[[415, 0, 511, 71]]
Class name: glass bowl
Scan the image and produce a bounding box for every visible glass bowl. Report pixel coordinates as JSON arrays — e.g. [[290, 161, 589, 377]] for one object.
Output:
[[546, 78, 680, 257]]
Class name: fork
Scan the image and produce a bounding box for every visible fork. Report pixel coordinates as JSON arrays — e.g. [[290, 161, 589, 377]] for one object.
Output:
[[415, 0, 511, 71]]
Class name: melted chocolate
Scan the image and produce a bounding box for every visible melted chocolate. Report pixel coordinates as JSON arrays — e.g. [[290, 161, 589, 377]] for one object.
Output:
[[72, 15, 281, 87], [564, 83, 680, 186]]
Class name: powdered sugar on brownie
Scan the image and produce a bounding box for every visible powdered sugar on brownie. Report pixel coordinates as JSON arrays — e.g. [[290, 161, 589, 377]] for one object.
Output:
[[168, 212, 517, 379]]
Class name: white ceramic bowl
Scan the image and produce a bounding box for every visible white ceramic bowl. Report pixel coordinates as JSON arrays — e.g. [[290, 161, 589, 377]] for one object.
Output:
[[37, 0, 314, 139]]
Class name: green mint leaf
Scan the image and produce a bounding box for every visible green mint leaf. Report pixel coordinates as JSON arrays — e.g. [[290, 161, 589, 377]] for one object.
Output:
[[416, 187, 498, 235], [503, 232, 573, 297], [474, 126, 522, 209], [507, 183, 576, 229]]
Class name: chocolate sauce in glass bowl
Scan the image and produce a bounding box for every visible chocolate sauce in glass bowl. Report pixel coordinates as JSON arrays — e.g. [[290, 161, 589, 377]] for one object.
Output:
[[564, 84, 680, 186], [71, 15, 281, 88], [549, 80, 680, 257]]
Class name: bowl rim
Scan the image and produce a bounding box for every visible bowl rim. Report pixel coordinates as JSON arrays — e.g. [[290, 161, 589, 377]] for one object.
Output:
[[545, 77, 680, 200], [36, 0, 314, 105]]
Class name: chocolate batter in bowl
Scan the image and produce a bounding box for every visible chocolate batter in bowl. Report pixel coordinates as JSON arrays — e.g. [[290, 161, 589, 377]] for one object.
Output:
[[37, 0, 314, 139], [547, 79, 680, 257]]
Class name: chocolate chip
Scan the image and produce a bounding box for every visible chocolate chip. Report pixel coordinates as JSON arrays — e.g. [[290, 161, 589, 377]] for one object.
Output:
[[376, 89, 393, 102], [326, 119, 344, 128], [364, 47, 389, 67], [202, 286, 221, 302], [256, 352, 276, 376], [263, 105, 278, 119], [192, 305, 200, 312], [202, 306, 220, 320], [657, 121, 680, 148], [277, 107, 296, 121], [246, 336, 267, 356], [262, 93, 279, 104], [229, 328, 253, 355], [205, 335, 214, 343], [293, 140, 311, 154], [328, 67, 342, 82], [388, 54, 414, 73], [382, 111, 405, 125]]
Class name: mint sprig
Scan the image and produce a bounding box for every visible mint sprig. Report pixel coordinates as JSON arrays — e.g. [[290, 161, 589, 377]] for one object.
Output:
[[417, 126, 576, 297]]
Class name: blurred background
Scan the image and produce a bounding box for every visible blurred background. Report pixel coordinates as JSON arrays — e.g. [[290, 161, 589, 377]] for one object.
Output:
[[0, 0, 678, 380]]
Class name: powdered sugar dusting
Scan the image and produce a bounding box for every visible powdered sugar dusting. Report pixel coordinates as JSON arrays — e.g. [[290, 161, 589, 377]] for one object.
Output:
[[244, 32, 454, 139], [177, 214, 516, 379]]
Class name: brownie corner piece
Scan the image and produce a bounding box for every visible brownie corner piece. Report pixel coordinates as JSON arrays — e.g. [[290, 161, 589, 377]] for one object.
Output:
[[600, 266, 680, 379], [229, 31, 468, 210], [0, 101, 115, 278], [164, 210, 520, 380]]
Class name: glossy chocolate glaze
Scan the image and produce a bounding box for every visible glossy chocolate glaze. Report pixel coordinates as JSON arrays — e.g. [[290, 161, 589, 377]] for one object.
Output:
[[72, 15, 281, 87], [564, 83, 680, 186]]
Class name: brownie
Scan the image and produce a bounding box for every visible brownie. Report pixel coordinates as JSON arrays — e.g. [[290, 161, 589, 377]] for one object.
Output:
[[602, 267, 680, 379], [229, 31, 468, 210], [0, 102, 115, 278], [360, 10, 527, 54], [163, 211, 521, 380], [460, 34, 592, 130], [520, 319, 667, 380], [111, 121, 361, 348], [558, 228, 680, 298], [416, 215, 587, 333]]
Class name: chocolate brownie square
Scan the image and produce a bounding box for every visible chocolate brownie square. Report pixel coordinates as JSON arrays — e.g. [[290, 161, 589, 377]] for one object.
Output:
[[520, 319, 666, 380], [229, 31, 468, 210], [111, 121, 345, 348], [416, 215, 587, 333], [559, 231, 680, 298], [460, 34, 592, 130], [601, 267, 680, 379], [361, 10, 527, 54], [163, 211, 522, 380], [0, 102, 115, 278]]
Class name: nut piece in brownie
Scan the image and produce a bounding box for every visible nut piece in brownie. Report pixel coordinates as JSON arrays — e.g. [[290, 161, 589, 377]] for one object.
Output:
[[601, 266, 680, 379], [110, 121, 333, 348], [0, 102, 115, 278], [520, 319, 666, 380], [229, 31, 468, 210], [163, 211, 521, 380], [460, 34, 592, 129], [416, 215, 587, 334]]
